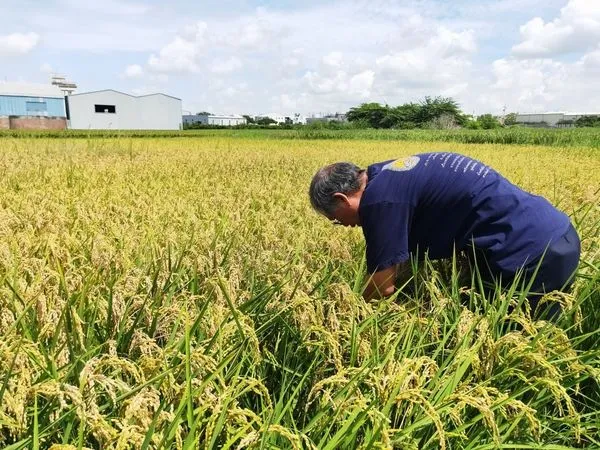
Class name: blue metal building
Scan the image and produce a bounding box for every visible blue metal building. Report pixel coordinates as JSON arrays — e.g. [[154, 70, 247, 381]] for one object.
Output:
[[0, 82, 66, 117]]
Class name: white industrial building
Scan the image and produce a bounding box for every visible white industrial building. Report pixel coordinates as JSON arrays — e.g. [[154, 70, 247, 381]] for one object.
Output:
[[515, 112, 600, 128], [68, 89, 182, 130], [183, 113, 246, 127], [256, 113, 290, 124]]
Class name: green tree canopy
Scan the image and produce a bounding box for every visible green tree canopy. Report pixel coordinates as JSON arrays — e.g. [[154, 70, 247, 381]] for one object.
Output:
[[346, 97, 467, 129], [575, 115, 600, 128]]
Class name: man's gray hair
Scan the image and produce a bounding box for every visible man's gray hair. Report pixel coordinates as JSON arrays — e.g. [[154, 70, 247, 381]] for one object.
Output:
[[309, 162, 364, 216]]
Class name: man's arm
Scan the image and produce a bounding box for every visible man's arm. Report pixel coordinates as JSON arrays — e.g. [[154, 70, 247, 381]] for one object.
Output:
[[363, 262, 412, 300]]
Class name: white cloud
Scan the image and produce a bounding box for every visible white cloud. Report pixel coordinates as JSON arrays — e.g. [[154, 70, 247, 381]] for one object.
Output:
[[512, 0, 600, 58], [272, 93, 309, 110], [147, 22, 208, 73], [322, 51, 344, 68], [150, 73, 169, 83], [0, 32, 40, 55], [348, 71, 376, 98], [303, 51, 375, 100], [375, 26, 476, 92], [148, 36, 201, 73], [7, 0, 600, 116], [431, 28, 477, 57], [469, 46, 600, 114], [123, 64, 144, 78], [221, 9, 286, 51], [490, 58, 566, 109], [304, 68, 375, 99], [581, 45, 600, 71], [210, 56, 243, 74], [145, 9, 285, 75], [216, 82, 249, 99], [282, 48, 304, 68]]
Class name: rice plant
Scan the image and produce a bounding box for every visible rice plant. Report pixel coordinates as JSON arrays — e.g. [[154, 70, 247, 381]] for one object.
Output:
[[0, 136, 598, 449]]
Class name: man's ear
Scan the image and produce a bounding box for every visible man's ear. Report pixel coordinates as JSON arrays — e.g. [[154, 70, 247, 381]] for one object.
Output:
[[332, 192, 350, 206]]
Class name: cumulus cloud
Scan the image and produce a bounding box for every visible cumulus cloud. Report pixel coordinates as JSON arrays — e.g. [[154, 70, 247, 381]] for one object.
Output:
[[282, 48, 304, 68], [303, 52, 375, 99], [9, 0, 596, 116], [210, 56, 243, 74], [272, 93, 308, 111], [375, 27, 476, 92], [471, 46, 600, 114], [512, 0, 600, 58], [146, 11, 284, 74], [227, 11, 285, 51], [303, 69, 375, 99], [147, 22, 208, 73], [490, 58, 566, 109], [0, 32, 40, 55], [581, 45, 600, 72], [123, 64, 144, 78]]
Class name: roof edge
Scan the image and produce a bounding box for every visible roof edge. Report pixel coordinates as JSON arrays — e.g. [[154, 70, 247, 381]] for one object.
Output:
[[70, 89, 181, 100]]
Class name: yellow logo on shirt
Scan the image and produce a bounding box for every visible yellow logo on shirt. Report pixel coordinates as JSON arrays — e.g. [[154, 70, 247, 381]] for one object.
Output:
[[384, 156, 420, 172]]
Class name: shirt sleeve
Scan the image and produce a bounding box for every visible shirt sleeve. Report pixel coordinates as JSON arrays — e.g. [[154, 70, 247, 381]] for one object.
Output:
[[360, 201, 412, 273]]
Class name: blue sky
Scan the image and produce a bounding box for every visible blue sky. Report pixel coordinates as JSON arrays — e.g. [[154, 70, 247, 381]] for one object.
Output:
[[1, 0, 599, 116]]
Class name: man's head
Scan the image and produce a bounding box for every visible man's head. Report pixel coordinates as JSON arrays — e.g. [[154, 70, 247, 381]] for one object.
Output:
[[309, 162, 367, 227]]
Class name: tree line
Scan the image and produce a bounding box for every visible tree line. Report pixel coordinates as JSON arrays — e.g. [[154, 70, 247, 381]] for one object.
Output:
[[346, 97, 600, 129], [184, 98, 600, 130], [345, 97, 516, 130]]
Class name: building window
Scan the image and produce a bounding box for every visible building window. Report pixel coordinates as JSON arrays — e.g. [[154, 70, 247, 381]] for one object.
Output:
[[26, 101, 47, 113], [94, 104, 116, 114]]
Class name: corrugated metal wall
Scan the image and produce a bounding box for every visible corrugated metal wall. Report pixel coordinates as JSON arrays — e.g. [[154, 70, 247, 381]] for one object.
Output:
[[0, 95, 66, 117], [68, 91, 182, 130]]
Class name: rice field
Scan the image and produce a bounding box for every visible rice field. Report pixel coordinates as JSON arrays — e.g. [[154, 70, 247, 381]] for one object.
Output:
[[0, 136, 599, 449]]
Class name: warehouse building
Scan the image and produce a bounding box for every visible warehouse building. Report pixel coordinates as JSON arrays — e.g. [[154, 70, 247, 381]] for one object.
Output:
[[0, 82, 67, 129], [68, 90, 182, 130], [183, 113, 246, 127], [515, 112, 600, 128]]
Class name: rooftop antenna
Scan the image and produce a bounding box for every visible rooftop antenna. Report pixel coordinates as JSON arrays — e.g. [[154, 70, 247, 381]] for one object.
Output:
[[51, 74, 77, 95]]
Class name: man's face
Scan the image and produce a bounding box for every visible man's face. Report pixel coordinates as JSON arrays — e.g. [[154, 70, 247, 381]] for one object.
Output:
[[328, 192, 362, 227]]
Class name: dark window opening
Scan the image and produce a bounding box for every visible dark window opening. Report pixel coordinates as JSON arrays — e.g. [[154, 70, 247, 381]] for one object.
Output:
[[94, 104, 116, 113]]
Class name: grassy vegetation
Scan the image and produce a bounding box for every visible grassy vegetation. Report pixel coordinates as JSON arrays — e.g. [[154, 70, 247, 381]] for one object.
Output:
[[0, 137, 598, 449], [2, 127, 600, 148]]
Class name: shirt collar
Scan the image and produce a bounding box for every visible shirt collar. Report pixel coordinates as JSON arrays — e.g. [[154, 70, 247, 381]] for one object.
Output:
[[366, 160, 392, 184]]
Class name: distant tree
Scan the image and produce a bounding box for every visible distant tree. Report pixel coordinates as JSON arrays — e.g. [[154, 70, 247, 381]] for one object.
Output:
[[476, 114, 501, 129], [415, 96, 467, 127], [346, 97, 468, 129], [464, 120, 481, 130], [575, 115, 600, 127], [196, 111, 212, 116], [255, 116, 277, 126], [383, 103, 420, 129], [346, 103, 390, 128], [425, 113, 461, 130], [504, 112, 518, 126], [243, 115, 255, 124]]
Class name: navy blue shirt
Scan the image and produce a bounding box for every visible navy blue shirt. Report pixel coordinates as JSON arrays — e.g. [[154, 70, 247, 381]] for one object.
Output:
[[359, 152, 571, 274]]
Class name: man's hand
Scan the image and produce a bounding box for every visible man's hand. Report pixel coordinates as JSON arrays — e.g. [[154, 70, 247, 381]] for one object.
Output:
[[362, 262, 412, 301]]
